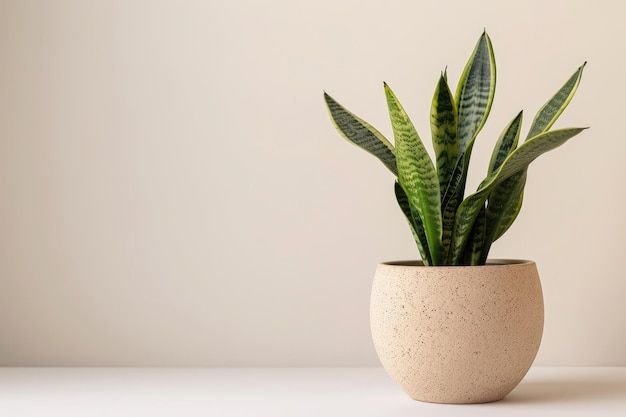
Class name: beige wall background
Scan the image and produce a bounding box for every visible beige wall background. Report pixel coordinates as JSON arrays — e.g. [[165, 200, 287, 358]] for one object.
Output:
[[0, 0, 624, 366]]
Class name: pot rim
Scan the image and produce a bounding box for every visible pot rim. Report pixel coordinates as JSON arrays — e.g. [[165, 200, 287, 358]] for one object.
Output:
[[380, 259, 535, 268]]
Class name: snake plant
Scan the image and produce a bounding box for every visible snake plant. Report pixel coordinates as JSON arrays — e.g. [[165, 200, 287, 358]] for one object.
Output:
[[324, 31, 587, 266]]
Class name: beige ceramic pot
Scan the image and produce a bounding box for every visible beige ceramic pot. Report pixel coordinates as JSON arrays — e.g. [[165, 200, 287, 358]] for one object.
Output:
[[370, 259, 544, 404]]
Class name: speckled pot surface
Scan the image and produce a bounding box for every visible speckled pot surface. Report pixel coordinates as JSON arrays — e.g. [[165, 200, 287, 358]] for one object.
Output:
[[370, 259, 544, 404]]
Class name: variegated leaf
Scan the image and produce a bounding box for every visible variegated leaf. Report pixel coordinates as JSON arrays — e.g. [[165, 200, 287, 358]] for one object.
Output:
[[488, 111, 523, 174], [439, 31, 496, 261], [394, 182, 432, 265], [440, 148, 471, 263], [481, 171, 527, 263], [464, 204, 487, 265], [455, 31, 496, 156], [385, 83, 444, 265], [324, 92, 397, 175], [526, 63, 586, 140], [492, 188, 524, 241], [482, 63, 586, 255], [449, 127, 587, 264], [481, 111, 525, 258], [431, 74, 459, 192]]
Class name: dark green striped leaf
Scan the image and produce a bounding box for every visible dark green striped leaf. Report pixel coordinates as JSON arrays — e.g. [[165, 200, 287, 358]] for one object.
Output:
[[482, 170, 527, 263], [480, 111, 525, 258], [394, 182, 432, 265], [324, 92, 397, 175], [488, 111, 523, 174], [385, 83, 444, 265], [455, 31, 496, 156], [464, 204, 487, 265], [526, 63, 586, 140], [492, 187, 524, 241], [440, 147, 471, 263], [439, 31, 496, 262], [449, 127, 587, 264], [430, 74, 459, 193], [481, 63, 586, 257]]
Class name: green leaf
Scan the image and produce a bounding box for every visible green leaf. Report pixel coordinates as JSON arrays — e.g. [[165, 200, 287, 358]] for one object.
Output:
[[324, 92, 397, 175], [455, 31, 497, 156], [449, 127, 587, 264], [464, 204, 487, 265], [439, 31, 496, 262], [480, 111, 525, 259], [481, 170, 527, 264], [526, 63, 586, 140], [488, 111, 523, 174], [440, 149, 471, 262], [480, 112, 527, 255], [431, 74, 459, 193], [385, 83, 444, 265], [394, 182, 432, 265], [492, 187, 524, 241], [481, 63, 586, 257]]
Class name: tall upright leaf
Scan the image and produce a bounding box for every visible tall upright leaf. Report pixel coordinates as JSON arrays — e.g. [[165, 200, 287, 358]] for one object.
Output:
[[385, 83, 444, 265], [482, 171, 526, 263], [430, 74, 458, 192], [455, 31, 497, 156], [445, 31, 497, 202], [440, 145, 472, 262], [440, 31, 496, 261], [324, 92, 397, 175]]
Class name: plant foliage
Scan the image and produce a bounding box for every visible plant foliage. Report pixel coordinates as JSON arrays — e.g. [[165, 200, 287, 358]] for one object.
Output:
[[324, 31, 587, 265]]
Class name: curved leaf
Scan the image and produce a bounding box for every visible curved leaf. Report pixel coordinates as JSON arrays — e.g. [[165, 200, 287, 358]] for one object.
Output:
[[481, 64, 586, 259], [526, 63, 586, 139], [449, 127, 587, 264], [481, 111, 525, 257], [488, 111, 523, 174], [385, 83, 444, 265], [481, 63, 586, 257], [324, 92, 397, 175]]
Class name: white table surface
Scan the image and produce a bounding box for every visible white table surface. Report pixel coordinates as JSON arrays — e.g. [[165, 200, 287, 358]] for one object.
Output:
[[0, 367, 624, 416]]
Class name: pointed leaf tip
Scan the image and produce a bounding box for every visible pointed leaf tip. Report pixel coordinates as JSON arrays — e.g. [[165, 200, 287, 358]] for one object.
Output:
[[323, 91, 398, 175]]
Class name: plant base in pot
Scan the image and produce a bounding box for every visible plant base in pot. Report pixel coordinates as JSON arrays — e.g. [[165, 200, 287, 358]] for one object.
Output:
[[370, 259, 543, 404]]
